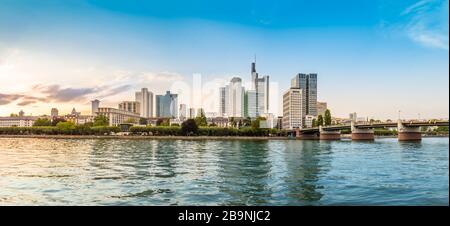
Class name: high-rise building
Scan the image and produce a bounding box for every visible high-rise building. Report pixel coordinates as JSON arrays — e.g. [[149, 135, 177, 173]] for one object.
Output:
[[156, 91, 178, 118], [244, 90, 257, 118], [251, 61, 269, 116], [220, 77, 245, 118], [316, 102, 327, 116], [91, 99, 100, 116], [135, 88, 153, 118], [118, 101, 140, 114], [51, 108, 59, 118], [179, 104, 187, 120], [291, 73, 317, 116], [219, 87, 229, 117], [349, 112, 357, 122], [282, 88, 303, 129]]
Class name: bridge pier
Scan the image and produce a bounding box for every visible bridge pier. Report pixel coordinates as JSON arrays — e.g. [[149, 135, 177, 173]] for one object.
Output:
[[351, 121, 374, 140], [398, 121, 421, 141], [295, 129, 320, 140], [319, 126, 341, 140]]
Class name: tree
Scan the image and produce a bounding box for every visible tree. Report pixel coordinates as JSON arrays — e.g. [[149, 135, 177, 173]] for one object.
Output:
[[56, 121, 75, 130], [139, 118, 148, 125], [195, 111, 207, 127], [51, 117, 67, 126], [317, 115, 324, 126], [251, 116, 266, 129], [324, 109, 332, 126], [181, 119, 198, 135], [243, 117, 252, 127], [93, 115, 109, 126], [33, 118, 52, 126], [10, 113, 18, 117], [312, 118, 317, 127], [156, 118, 170, 126]]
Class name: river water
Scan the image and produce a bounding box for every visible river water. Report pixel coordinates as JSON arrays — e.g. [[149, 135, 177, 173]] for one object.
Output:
[[0, 137, 448, 205]]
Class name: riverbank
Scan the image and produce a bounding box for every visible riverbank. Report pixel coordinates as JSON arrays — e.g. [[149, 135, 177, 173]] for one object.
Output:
[[0, 134, 447, 140]]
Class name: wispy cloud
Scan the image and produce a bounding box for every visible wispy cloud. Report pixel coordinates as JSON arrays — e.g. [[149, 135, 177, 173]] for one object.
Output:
[[401, 0, 449, 50]]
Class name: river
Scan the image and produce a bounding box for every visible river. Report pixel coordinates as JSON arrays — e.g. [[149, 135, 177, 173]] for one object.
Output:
[[0, 137, 448, 205]]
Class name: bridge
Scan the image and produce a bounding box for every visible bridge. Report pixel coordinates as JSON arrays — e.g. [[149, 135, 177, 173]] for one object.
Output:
[[288, 120, 449, 141]]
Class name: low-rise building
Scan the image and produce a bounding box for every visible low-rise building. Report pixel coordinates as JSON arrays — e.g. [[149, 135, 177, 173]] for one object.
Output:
[[96, 107, 140, 126], [0, 116, 39, 127]]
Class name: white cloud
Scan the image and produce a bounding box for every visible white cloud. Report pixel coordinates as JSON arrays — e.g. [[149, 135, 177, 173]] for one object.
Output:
[[402, 0, 449, 50]]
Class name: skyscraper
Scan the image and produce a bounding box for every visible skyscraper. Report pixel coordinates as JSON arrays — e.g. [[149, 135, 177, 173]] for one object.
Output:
[[291, 73, 317, 116], [244, 90, 257, 118], [251, 61, 269, 116], [219, 77, 245, 118], [135, 88, 153, 118], [156, 91, 178, 118]]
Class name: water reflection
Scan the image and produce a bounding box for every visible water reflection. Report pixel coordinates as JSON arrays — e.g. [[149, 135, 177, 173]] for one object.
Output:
[[216, 140, 272, 205], [282, 140, 332, 205]]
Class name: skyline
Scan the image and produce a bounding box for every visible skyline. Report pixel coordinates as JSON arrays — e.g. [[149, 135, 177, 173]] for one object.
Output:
[[0, 0, 449, 119]]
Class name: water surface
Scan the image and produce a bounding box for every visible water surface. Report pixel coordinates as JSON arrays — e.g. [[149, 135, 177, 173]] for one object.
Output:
[[0, 137, 448, 205]]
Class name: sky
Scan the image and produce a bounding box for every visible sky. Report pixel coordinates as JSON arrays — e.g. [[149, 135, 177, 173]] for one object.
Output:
[[0, 0, 448, 120]]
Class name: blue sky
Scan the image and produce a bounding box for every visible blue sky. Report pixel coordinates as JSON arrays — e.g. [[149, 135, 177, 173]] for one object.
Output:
[[0, 0, 448, 119]]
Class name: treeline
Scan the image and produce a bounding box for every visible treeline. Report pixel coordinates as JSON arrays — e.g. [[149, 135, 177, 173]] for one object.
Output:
[[0, 126, 120, 135], [129, 126, 286, 137]]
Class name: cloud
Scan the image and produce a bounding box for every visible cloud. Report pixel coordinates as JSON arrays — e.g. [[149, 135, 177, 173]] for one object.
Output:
[[0, 93, 45, 106], [401, 0, 449, 50]]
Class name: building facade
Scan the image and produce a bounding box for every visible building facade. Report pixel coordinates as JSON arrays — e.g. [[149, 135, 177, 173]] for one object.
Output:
[[179, 104, 187, 120], [244, 90, 257, 118], [0, 116, 39, 127], [135, 88, 153, 118], [95, 107, 140, 126], [156, 91, 178, 118], [251, 62, 269, 116], [51, 108, 59, 118], [91, 99, 100, 116], [282, 88, 303, 129], [291, 73, 317, 117], [118, 101, 140, 114]]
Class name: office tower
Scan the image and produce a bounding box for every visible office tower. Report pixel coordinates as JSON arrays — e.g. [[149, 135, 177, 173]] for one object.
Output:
[[220, 77, 245, 118], [251, 61, 269, 116], [219, 87, 228, 117], [135, 88, 153, 118], [291, 73, 317, 116], [316, 102, 327, 116], [156, 91, 178, 118], [51, 108, 59, 118], [244, 90, 257, 118], [91, 99, 100, 115], [282, 88, 304, 129], [118, 101, 140, 114], [188, 108, 196, 119], [179, 104, 187, 120]]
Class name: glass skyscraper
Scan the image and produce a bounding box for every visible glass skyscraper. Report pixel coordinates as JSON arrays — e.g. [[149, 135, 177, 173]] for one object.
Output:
[[156, 91, 178, 118]]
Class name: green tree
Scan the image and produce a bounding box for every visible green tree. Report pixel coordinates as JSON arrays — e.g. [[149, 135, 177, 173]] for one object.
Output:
[[243, 117, 252, 127], [93, 115, 109, 127], [139, 118, 148, 125], [156, 118, 170, 126], [312, 118, 317, 127], [33, 118, 52, 126], [181, 119, 198, 135], [251, 116, 266, 129], [317, 115, 324, 126], [56, 121, 76, 130], [195, 111, 207, 127], [10, 113, 18, 117], [51, 117, 67, 126], [324, 109, 331, 126]]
